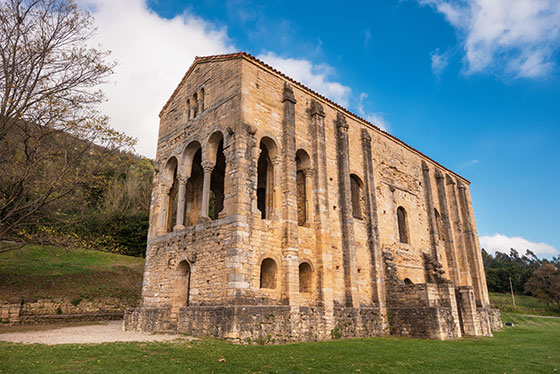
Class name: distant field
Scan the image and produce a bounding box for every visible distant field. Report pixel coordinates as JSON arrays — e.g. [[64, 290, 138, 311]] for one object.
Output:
[[0, 245, 144, 303], [489, 291, 560, 316], [0, 312, 558, 373]]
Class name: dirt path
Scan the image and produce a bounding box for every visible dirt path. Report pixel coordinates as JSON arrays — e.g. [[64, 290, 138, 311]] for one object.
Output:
[[0, 321, 195, 345]]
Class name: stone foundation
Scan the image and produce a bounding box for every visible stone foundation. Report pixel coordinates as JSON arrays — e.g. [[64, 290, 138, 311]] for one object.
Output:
[[124, 305, 388, 343]]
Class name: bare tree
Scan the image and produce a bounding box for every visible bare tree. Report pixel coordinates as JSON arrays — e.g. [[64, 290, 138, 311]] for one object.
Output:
[[0, 0, 135, 250]]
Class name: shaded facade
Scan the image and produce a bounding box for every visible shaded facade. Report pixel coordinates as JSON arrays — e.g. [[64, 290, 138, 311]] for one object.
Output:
[[124, 52, 502, 342]]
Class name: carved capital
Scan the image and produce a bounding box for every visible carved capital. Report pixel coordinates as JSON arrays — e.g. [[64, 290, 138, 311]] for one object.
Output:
[[177, 174, 189, 185], [302, 168, 314, 178], [434, 169, 444, 180], [421, 160, 430, 172], [272, 156, 282, 167], [457, 181, 466, 190], [445, 174, 456, 185], [201, 160, 215, 174], [310, 99, 325, 117], [335, 112, 348, 131], [283, 82, 296, 104], [159, 183, 172, 195]]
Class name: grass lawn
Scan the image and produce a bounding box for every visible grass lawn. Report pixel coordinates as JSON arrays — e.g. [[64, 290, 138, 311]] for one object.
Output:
[[0, 245, 144, 302], [0, 313, 558, 374]]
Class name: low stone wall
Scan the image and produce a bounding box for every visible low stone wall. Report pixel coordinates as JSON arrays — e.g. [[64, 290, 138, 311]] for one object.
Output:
[[487, 307, 503, 330], [124, 305, 387, 344], [1, 297, 135, 325]]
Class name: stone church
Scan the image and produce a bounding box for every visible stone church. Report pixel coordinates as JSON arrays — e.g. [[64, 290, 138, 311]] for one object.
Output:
[[124, 52, 502, 342]]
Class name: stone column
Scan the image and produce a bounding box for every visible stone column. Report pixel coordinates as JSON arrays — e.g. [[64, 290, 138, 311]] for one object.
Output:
[[200, 160, 215, 222], [336, 112, 359, 308], [310, 100, 334, 330], [173, 175, 189, 231], [272, 156, 282, 220], [446, 175, 472, 286], [157, 183, 172, 235], [303, 168, 314, 226], [280, 82, 300, 308], [435, 170, 460, 284], [421, 161, 442, 262], [457, 181, 489, 306], [361, 129, 387, 314]]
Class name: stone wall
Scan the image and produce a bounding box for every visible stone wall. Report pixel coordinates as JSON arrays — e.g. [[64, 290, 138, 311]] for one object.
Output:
[[125, 52, 501, 343], [1, 297, 132, 325]]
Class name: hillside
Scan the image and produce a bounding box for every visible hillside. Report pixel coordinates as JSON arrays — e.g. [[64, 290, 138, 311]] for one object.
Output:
[[0, 245, 144, 304]]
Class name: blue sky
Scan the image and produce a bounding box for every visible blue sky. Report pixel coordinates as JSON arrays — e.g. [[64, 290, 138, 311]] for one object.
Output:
[[81, 0, 560, 258]]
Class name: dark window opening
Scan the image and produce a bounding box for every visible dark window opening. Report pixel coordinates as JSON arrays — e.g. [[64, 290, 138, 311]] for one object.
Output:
[[397, 206, 408, 244], [260, 258, 277, 289]]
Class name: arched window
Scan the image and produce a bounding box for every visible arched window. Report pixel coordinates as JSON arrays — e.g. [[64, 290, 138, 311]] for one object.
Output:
[[397, 206, 408, 244], [192, 93, 198, 118], [350, 174, 363, 219], [260, 258, 277, 289], [172, 260, 191, 311], [296, 149, 311, 226], [199, 88, 205, 112], [209, 134, 225, 220], [163, 157, 178, 233], [299, 262, 312, 293], [185, 149, 203, 226], [257, 138, 278, 220]]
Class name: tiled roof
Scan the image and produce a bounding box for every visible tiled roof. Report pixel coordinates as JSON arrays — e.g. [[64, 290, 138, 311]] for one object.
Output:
[[160, 52, 469, 183]]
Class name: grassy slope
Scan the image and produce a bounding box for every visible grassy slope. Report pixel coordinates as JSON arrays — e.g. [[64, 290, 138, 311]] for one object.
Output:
[[0, 245, 144, 303], [0, 313, 558, 373], [490, 292, 560, 316]]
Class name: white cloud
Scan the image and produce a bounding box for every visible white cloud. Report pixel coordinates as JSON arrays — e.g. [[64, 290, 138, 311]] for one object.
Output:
[[257, 52, 352, 107], [419, 0, 560, 78], [480, 233, 559, 258], [430, 48, 450, 75], [79, 0, 234, 157], [357, 93, 390, 132]]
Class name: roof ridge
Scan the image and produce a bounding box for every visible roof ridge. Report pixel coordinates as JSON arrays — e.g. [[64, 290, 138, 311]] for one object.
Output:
[[159, 51, 470, 183]]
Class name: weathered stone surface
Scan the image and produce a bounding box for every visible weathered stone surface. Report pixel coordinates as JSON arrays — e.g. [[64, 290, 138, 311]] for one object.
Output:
[[125, 52, 500, 342]]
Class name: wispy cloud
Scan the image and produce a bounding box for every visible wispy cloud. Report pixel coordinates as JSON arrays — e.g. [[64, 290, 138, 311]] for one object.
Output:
[[80, 0, 234, 157], [480, 233, 559, 258], [364, 29, 372, 48], [418, 0, 560, 78], [257, 52, 352, 107], [430, 48, 450, 76], [463, 159, 479, 166], [357, 93, 390, 132]]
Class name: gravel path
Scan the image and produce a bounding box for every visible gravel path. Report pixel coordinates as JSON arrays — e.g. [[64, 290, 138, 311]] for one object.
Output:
[[0, 321, 195, 345]]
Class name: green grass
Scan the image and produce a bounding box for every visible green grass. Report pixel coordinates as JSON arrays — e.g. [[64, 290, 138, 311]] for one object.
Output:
[[0, 245, 144, 276], [0, 245, 144, 302], [0, 313, 558, 374], [490, 292, 560, 316]]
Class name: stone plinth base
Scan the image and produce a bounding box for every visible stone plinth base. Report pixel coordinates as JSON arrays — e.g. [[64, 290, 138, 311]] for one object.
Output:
[[124, 305, 388, 343]]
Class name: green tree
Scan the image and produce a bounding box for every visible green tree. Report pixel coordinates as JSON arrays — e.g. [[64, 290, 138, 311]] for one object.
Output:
[[526, 263, 560, 311], [0, 0, 135, 251]]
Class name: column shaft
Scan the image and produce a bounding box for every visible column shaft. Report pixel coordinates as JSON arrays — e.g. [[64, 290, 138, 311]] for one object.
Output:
[[174, 176, 188, 230]]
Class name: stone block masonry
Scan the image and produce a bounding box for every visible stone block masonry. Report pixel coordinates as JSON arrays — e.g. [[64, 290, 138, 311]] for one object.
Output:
[[124, 52, 501, 342]]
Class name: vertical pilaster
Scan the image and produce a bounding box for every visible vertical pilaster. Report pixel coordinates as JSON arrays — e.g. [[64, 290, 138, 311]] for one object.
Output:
[[310, 100, 334, 317], [157, 183, 172, 235], [361, 129, 387, 313], [434, 170, 460, 284], [457, 181, 489, 306], [281, 82, 300, 307], [173, 175, 188, 230], [446, 175, 472, 286], [336, 112, 359, 308], [421, 161, 442, 262]]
